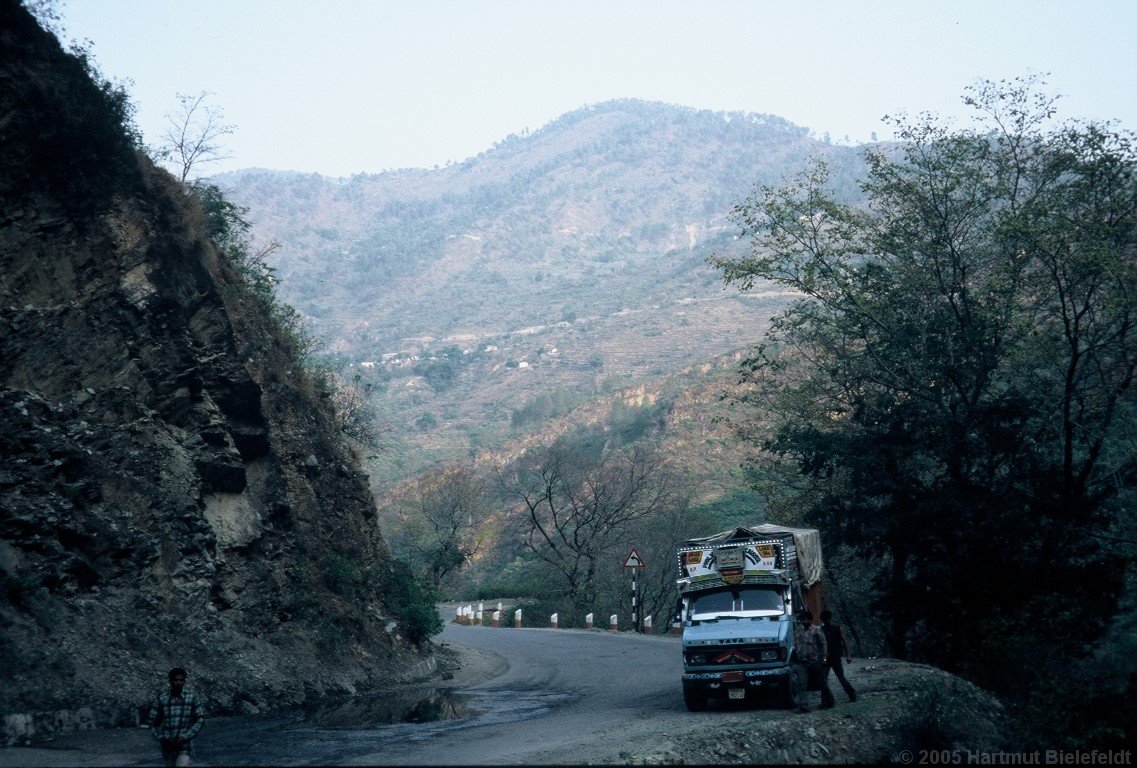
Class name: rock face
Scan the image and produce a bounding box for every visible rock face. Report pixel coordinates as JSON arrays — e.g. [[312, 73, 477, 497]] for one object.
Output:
[[0, 2, 423, 745]]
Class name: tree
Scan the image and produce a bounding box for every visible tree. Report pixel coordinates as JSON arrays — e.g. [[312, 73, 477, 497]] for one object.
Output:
[[395, 464, 490, 589], [713, 76, 1136, 698], [621, 483, 701, 632], [500, 441, 678, 617], [331, 371, 390, 452], [157, 91, 234, 183]]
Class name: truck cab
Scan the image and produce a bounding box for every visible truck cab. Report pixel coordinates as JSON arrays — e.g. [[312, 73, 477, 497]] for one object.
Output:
[[676, 525, 823, 710]]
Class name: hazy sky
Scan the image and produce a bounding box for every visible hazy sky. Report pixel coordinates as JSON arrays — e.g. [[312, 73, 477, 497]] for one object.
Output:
[[58, 0, 1137, 178]]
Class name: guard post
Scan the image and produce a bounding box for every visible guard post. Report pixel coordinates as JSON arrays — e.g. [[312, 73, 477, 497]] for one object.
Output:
[[623, 547, 646, 633]]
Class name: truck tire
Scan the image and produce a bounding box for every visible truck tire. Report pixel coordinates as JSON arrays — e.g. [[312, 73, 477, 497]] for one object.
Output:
[[780, 667, 804, 709], [683, 686, 709, 712]]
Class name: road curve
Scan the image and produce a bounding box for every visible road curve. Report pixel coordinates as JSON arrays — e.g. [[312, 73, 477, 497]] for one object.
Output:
[[0, 622, 697, 767], [348, 621, 687, 765]]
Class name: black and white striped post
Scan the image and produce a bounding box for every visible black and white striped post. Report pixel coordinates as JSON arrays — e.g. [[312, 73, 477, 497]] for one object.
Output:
[[632, 568, 639, 633], [624, 548, 646, 633]]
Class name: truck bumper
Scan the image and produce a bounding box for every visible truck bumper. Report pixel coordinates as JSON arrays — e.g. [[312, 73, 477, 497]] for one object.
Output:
[[682, 666, 792, 697]]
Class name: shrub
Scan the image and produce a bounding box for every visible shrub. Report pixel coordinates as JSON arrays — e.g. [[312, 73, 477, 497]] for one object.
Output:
[[321, 554, 365, 600], [374, 564, 443, 644]]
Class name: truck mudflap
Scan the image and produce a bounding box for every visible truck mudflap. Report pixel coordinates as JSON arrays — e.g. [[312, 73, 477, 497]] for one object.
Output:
[[682, 666, 803, 710]]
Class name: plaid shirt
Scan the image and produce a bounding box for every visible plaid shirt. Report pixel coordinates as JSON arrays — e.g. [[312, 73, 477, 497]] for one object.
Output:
[[797, 623, 829, 664], [149, 688, 204, 750]]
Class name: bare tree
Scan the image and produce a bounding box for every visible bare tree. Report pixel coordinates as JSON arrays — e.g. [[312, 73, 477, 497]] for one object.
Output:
[[501, 442, 677, 616], [623, 485, 699, 632], [395, 465, 490, 588], [158, 91, 234, 183], [331, 371, 391, 452]]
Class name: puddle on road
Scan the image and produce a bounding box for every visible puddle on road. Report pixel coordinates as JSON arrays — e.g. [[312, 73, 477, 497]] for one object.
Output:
[[302, 688, 477, 727], [198, 688, 576, 765]]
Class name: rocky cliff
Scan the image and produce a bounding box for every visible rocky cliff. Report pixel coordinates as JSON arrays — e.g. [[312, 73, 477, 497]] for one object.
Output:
[[0, 1, 425, 745]]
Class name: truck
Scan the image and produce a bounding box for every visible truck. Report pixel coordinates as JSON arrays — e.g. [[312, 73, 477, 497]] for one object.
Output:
[[675, 524, 825, 711]]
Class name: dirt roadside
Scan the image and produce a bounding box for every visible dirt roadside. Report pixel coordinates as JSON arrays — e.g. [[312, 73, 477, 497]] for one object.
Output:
[[428, 628, 1006, 765], [570, 657, 1006, 765]]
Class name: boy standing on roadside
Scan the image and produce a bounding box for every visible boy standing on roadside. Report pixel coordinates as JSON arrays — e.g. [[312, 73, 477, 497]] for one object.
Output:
[[149, 667, 204, 767]]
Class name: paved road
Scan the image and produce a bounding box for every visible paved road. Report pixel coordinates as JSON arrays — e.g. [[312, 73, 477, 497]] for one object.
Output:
[[349, 622, 686, 765], [1, 623, 697, 766]]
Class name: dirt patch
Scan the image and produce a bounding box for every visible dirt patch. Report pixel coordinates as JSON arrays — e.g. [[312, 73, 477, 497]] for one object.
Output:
[[433, 638, 510, 689], [611, 659, 1006, 765]]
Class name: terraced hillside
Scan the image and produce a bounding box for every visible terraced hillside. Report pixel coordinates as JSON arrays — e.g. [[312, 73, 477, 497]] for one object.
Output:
[[218, 101, 866, 480]]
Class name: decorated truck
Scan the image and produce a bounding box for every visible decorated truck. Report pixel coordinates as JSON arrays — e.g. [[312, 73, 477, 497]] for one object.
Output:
[[675, 524, 824, 710]]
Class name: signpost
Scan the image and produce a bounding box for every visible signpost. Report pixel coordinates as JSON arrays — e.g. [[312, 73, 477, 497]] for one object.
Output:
[[624, 548, 646, 632]]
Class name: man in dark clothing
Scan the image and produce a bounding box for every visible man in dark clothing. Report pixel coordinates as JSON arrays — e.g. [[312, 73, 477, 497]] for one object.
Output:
[[796, 609, 835, 711], [820, 609, 857, 702], [149, 667, 204, 767]]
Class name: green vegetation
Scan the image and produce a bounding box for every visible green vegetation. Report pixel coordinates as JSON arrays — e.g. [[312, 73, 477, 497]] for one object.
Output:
[[6, 2, 141, 206], [715, 76, 1136, 748], [193, 181, 319, 361], [688, 487, 766, 530], [321, 554, 366, 600], [376, 565, 443, 644], [510, 387, 582, 427], [413, 345, 469, 392]]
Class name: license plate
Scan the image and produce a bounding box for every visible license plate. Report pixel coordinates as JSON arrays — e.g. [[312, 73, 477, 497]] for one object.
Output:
[[728, 688, 745, 700]]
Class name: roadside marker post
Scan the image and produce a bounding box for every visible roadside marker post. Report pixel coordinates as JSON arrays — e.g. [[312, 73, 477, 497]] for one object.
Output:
[[476, 609, 483, 626], [550, 612, 558, 629], [492, 610, 501, 627], [514, 609, 522, 628], [623, 548, 647, 633], [455, 606, 462, 624], [644, 615, 652, 632], [585, 612, 594, 630], [609, 614, 618, 632]]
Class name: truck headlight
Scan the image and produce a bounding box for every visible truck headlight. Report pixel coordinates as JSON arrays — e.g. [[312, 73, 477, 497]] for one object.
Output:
[[686, 653, 706, 665], [760, 650, 778, 661]]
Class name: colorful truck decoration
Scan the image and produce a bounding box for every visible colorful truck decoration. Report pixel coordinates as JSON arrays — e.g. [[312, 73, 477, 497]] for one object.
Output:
[[675, 524, 825, 711]]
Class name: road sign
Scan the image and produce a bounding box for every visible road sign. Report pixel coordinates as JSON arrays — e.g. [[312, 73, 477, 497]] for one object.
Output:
[[623, 548, 646, 568]]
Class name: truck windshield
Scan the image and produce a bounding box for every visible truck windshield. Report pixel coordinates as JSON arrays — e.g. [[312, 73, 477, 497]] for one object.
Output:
[[688, 586, 785, 619]]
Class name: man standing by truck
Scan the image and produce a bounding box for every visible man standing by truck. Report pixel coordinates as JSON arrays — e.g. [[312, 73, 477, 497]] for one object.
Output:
[[796, 610, 834, 711], [820, 609, 857, 703]]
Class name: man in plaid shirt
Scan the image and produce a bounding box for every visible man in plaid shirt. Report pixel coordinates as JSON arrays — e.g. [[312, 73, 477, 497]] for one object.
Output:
[[149, 668, 204, 767], [795, 610, 835, 712]]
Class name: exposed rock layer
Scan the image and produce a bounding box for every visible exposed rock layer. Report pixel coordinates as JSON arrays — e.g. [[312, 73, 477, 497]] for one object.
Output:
[[0, 1, 421, 745]]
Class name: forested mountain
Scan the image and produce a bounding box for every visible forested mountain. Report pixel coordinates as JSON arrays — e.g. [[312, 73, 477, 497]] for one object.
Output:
[[218, 100, 867, 479]]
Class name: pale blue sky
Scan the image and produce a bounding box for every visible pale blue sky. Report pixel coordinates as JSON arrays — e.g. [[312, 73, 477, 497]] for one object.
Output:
[[58, 0, 1137, 178]]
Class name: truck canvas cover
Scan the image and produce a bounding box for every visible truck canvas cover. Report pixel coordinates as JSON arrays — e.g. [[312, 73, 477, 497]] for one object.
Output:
[[677, 524, 823, 588]]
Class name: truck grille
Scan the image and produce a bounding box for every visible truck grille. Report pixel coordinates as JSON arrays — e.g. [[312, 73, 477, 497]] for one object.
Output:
[[685, 644, 783, 666]]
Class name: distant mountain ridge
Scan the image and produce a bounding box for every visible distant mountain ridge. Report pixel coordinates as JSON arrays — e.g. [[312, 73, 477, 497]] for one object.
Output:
[[217, 99, 868, 480]]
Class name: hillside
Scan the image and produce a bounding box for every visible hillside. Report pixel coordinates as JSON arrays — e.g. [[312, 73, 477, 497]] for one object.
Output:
[[218, 100, 867, 480], [0, 2, 427, 745]]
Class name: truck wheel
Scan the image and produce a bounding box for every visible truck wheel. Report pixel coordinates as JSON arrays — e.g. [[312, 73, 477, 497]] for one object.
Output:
[[683, 686, 708, 712], [780, 669, 803, 709]]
